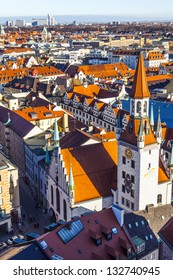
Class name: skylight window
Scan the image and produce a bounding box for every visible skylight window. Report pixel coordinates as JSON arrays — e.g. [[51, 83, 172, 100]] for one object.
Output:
[[150, 234, 153, 239], [128, 224, 132, 228], [57, 220, 84, 244], [145, 236, 149, 241], [112, 227, 118, 235], [39, 240, 48, 250], [141, 220, 145, 225], [135, 222, 138, 227]]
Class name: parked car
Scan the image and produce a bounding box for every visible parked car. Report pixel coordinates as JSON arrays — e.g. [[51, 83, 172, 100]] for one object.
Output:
[[7, 236, 18, 245], [0, 241, 7, 252], [17, 235, 25, 240]]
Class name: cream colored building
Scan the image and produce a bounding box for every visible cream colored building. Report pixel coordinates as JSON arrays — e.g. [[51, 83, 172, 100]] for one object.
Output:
[[0, 153, 21, 232]]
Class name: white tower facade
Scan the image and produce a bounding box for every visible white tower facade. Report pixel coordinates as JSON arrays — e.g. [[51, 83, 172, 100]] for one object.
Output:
[[116, 53, 172, 212]]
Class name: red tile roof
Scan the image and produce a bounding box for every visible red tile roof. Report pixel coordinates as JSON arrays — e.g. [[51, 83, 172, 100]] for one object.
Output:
[[36, 208, 134, 260]]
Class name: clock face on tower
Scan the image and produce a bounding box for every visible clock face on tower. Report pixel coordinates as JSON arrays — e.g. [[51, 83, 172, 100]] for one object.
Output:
[[124, 147, 133, 159]]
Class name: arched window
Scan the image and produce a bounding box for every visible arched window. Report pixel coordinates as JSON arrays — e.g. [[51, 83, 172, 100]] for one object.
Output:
[[143, 101, 147, 113], [131, 100, 134, 114], [56, 188, 60, 213], [63, 199, 67, 221], [51, 185, 54, 205], [137, 101, 141, 114], [157, 194, 162, 204]]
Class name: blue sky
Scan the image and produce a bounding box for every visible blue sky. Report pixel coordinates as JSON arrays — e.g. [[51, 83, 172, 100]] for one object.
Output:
[[0, 0, 173, 18]]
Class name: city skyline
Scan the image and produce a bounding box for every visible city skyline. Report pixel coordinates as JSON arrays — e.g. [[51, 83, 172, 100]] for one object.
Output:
[[0, 0, 173, 19]]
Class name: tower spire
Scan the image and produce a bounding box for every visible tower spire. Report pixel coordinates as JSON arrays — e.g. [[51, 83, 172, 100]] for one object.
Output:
[[129, 52, 150, 99], [116, 111, 122, 139], [150, 102, 154, 130], [69, 164, 74, 191], [53, 118, 60, 148], [156, 108, 162, 144], [137, 117, 145, 148], [69, 164, 75, 206]]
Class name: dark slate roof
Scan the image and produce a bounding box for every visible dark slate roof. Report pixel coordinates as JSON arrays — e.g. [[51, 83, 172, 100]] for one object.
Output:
[[158, 217, 173, 251], [0, 106, 36, 138], [29, 97, 52, 107], [35, 208, 135, 260], [121, 99, 173, 128], [124, 213, 158, 259], [60, 129, 100, 149], [10, 243, 48, 260]]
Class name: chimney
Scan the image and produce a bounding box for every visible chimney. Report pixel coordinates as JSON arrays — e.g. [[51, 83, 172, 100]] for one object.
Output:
[[63, 113, 69, 132], [48, 103, 51, 111], [112, 204, 124, 227]]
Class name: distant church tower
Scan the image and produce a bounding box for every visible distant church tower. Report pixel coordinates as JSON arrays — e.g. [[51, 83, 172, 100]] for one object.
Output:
[[116, 53, 172, 212]]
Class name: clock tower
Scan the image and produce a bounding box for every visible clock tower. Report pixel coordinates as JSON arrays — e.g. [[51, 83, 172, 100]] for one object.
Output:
[[116, 53, 171, 212]]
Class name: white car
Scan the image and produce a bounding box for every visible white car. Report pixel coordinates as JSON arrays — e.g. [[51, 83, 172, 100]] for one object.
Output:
[[7, 236, 18, 245]]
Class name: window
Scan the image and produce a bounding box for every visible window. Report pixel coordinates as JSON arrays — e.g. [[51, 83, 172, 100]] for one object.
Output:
[[131, 175, 135, 184], [122, 156, 126, 164], [96, 238, 102, 246], [0, 175, 1, 181], [149, 150, 151, 155], [131, 160, 135, 169], [137, 101, 141, 114], [126, 199, 130, 208], [131, 202, 134, 210], [157, 194, 162, 204], [122, 171, 126, 178], [148, 163, 151, 169], [122, 185, 125, 193], [56, 175, 58, 183], [63, 199, 67, 221], [131, 189, 134, 198], [51, 185, 54, 205], [56, 188, 60, 213], [121, 197, 125, 205], [0, 198, 3, 206]]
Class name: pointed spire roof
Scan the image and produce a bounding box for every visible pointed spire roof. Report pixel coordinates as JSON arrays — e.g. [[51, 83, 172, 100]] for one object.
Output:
[[129, 52, 150, 99], [53, 118, 59, 148], [69, 164, 74, 191], [116, 111, 121, 129], [138, 117, 144, 137], [156, 108, 162, 133], [4, 112, 11, 126], [150, 103, 154, 127], [169, 142, 173, 167], [45, 144, 50, 165]]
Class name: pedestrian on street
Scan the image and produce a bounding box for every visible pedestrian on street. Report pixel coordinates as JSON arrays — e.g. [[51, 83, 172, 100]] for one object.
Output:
[[29, 214, 32, 222]]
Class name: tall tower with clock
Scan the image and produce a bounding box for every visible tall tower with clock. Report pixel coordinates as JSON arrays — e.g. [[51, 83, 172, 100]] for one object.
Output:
[[116, 53, 172, 212]]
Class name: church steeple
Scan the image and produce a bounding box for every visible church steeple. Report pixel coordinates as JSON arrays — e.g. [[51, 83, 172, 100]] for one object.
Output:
[[129, 53, 150, 118], [129, 52, 150, 100]]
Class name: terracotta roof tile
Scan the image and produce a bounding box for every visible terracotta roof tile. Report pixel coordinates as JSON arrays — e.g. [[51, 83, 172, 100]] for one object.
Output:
[[129, 53, 150, 99]]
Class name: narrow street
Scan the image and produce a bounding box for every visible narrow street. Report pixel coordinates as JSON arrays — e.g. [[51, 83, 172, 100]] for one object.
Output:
[[18, 175, 50, 236]]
